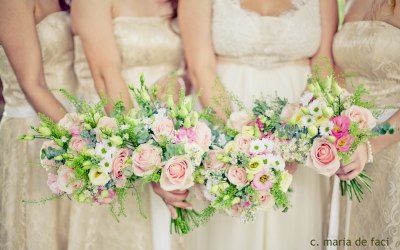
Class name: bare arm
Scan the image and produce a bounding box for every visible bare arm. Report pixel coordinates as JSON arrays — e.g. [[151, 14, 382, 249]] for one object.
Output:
[[311, 0, 338, 72], [71, 0, 132, 114], [0, 0, 66, 121], [179, 0, 230, 120]]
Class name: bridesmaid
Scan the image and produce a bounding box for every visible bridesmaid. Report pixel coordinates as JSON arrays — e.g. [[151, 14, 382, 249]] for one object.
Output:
[[69, 1, 188, 249], [333, 0, 400, 248], [179, 0, 338, 249], [0, 0, 77, 249]]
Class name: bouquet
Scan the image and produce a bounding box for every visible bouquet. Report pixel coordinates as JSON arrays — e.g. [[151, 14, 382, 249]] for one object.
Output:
[[20, 92, 144, 218]]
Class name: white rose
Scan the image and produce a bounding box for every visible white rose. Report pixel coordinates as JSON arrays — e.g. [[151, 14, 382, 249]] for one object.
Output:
[[280, 170, 293, 193]]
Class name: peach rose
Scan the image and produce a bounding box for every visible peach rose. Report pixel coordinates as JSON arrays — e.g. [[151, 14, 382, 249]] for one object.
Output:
[[307, 138, 340, 177], [227, 111, 253, 132], [152, 117, 175, 142], [258, 190, 273, 209], [132, 144, 162, 177], [111, 148, 130, 187], [47, 173, 62, 194], [203, 150, 225, 171], [280, 103, 300, 122], [225, 203, 243, 217], [235, 135, 252, 154], [193, 122, 212, 151], [57, 165, 79, 194], [226, 165, 248, 188], [97, 117, 118, 131], [160, 156, 194, 191], [58, 113, 84, 136], [342, 105, 376, 130], [40, 141, 62, 167], [69, 136, 90, 153]]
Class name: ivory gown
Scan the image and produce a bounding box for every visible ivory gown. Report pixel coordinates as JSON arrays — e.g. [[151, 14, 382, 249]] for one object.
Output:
[[333, 21, 400, 250], [185, 1, 330, 249], [69, 16, 184, 250], [0, 12, 78, 250]]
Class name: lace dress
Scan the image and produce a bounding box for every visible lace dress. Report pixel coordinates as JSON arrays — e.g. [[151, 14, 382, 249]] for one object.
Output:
[[184, 1, 331, 249], [69, 16, 184, 250], [0, 12, 78, 250], [333, 21, 400, 250]]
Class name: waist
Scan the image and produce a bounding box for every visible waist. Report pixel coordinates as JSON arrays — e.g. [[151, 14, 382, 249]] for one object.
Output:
[[216, 56, 310, 69], [3, 104, 37, 118]]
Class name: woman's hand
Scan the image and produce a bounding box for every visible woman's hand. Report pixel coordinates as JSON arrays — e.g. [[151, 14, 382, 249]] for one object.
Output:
[[336, 143, 368, 180], [151, 182, 192, 219]]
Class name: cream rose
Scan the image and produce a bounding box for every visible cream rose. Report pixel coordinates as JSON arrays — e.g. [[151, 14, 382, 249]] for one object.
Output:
[[152, 117, 175, 142], [307, 138, 340, 177], [227, 111, 253, 132], [342, 105, 376, 130], [226, 165, 248, 188], [57, 165, 79, 194], [193, 122, 212, 151], [132, 144, 162, 177], [203, 149, 225, 171], [160, 156, 194, 191], [234, 135, 252, 154], [69, 136, 90, 153], [97, 117, 118, 131], [280, 170, 293, 192]]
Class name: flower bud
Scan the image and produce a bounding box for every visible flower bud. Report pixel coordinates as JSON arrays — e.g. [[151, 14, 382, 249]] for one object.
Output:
[[183, 117, 191, 128], [178, 107, 188, 118], [322, 106, 334, 118], [307, 84, 316, 92], [166, 95, 174, 108], [109, 135, 123, 146], [54, 155, 63, 161], [84, 123, 92, 130], [332, 81, 343, 97], [19, 135, 35, 141], [307, 125, 318, 137], [231, 197, 241, 205], [301, 107, 310, 115], [38, 127, 52, 137], [190, 112, 199, 126], [327, 136, 337, 143], [141, 91, 151, 102]]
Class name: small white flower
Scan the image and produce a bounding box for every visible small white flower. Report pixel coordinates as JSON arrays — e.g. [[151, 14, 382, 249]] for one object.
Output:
[[267, 154, 285, 170], [319, 121, 334, 137], [120, 124, 130, 130], [123, 133, 129, 139], [309, 101, 324, 116], [300, 92, 314, 106], [217, 134, 227, 147], [300, 115, 314, 127], [61, 136, 68, 142], [185, 143, 204, 166], [265, 109, 275, 117], [250, 139, 265, 155], [262, 138, 275, 152]]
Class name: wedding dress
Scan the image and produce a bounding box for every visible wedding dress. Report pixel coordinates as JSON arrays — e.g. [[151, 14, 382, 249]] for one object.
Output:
[[0, 12, 78, 249], [70, 16, 184, 250], [185, 1, 330, 249], [333, 20, 400, 249]]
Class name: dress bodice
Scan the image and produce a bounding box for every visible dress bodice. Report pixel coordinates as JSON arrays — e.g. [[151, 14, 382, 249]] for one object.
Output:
[[0, 12, 78, 112], [212, 0, 321, 68], [333, 21, 400, 107], [74, 16, 183, 102]]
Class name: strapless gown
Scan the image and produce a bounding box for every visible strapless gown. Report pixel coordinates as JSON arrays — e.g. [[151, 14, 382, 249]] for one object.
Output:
[[185, 1, 331, 250], [333, 21, 400, 250], [69, 16, 184, 250], [0, 12, 78, 250]]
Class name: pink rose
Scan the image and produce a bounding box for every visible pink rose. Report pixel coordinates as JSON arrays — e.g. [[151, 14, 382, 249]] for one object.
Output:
[[251, 169, 274, 191], [226, 203, 243, 217], [258, 190, 273, 209], [69, 136, 90, 153], [160, 156, 194, 191], [152, 117, 175, 142], [132, 144, 162, 177], [342, 105, 376, 130], [307, 138, 340, 177], [111, 148, 130, 187], [227, 111, 254, 132], [331, 116, 350, 139], [40, 141, 62, 167], [193, 122, 212, 151], [94, 187, 116, 205], [97, 117, 118, 131], [57, 165, 79, 194], [226, 166, 248, 188], [280, 104, 300, 122], [235, 135, 252, 154], [335, 134, 353, 153], [58, 113, 84, 136], [47, 173, 63, 194], [175, 127, 197, 144], [203, 150, 225, 171]]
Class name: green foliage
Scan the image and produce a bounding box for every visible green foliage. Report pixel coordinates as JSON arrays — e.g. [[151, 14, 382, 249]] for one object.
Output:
[[351, 85, 375, 109], [164, 144, 186, 160], [37, 113, 69, 139]]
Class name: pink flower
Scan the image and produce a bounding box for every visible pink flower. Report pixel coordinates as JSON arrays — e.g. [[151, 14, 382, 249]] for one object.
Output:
[[307, 138, 340, 177], [225, 203, 243, 217], [227, 111, 254, 132], [97, 117, 118, 131], [94, 187, 116, 205], [175, 127, 197, 144], [58, 113, 84, 136], [111, 148, 130, 187], [47, 173, 63, 194], [226, 165, 248, 188], [331, 116, 350, 139], [335, 134, 353, 152], [258, 190, 273, 209], [69, 136, 90, 153], [160, 156, 194, 191], [203, 150, 225, 171], [342, 105, 376, 130], [57, 165, 79, 194], [251, 170, 274, 191], [280, 103, 300, 122], [193, 184, 208, 203], [234, 135, 252, 154], [193, 122, 212, 151], [152, 117, 175, 142], [132, 144, 162, 177], [40, 141, 62, 167]]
